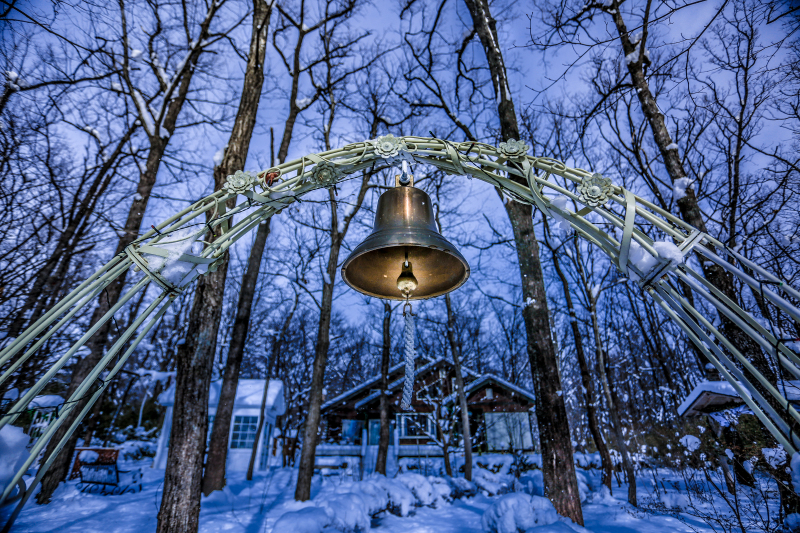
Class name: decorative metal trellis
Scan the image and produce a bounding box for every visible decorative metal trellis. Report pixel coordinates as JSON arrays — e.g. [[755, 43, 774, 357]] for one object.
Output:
[[1, 134, 799, 510]]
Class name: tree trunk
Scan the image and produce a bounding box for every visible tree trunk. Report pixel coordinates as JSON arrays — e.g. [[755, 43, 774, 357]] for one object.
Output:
[[35, 1, 220, 505], [202, 220, 270, 494], [36, 136, 173, 505], [375, 301, 392, 476], [294, 147, 372, 500], [548, 240, 613, 492], [462, 0, 583, 522], [445, 294, 472, 481], [246, 293, 298, 480], [156, 270, 226, 533], [295, 249, 338, 501], [156, 1, 269, 527], [608, 4, 771, 389], [509, 201, 583, 523], [442, 440, 452, 476], [589, 297, 637, 506]]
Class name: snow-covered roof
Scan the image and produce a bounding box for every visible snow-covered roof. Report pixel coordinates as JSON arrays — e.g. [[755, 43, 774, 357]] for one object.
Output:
[[351, 368, 534, 411], [29, 395, 64, 409], [323, 356, 486, 412], [159, 379, 285, 416], [321, 361, 406, 411], [442, 374, 535, 406], [353, 357, 450, 410], [678, 380, 749, 417]]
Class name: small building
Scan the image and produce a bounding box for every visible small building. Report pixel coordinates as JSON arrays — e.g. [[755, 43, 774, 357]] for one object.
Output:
[[153, 379, 285, 471], [320, 356, 536, 461], [678, 381, 748, 417]]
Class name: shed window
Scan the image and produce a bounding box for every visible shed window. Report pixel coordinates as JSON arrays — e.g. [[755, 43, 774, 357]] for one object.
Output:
[[397, 413, 435, 438], [485, 412, 533, 450], [231, 415, 259, 449]]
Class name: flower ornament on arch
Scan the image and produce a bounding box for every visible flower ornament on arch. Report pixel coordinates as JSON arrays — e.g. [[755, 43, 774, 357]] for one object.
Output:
[[224, 170, 256, 194], [497, 138, 530, 161], [578, 173, 613, 208], [371, 134, 408, 159], [311, 160, 341, 188]]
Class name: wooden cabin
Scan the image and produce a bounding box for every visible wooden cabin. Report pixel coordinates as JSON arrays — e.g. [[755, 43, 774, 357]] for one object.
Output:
[[320, 357, 536, 455]]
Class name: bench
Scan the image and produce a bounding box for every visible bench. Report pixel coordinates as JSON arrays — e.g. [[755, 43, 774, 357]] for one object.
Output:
[[313, 459, 350, 475], [71, 448, 142, 495]]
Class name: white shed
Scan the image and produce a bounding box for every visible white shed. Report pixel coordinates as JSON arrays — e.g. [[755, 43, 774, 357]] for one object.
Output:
[[153, 379, 285, 471]]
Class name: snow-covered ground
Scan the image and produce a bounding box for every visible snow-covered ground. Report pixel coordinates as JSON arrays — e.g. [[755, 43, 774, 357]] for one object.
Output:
[[1, 457, 748, 533]]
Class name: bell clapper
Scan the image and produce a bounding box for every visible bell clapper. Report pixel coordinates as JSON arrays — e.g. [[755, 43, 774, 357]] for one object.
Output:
[[396, 249, 418, 298]]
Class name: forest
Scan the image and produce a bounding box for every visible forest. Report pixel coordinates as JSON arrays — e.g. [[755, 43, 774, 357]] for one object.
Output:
[[1, 0, 799, 532]]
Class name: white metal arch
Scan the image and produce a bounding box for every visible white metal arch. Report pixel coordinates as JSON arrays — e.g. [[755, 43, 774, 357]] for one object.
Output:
[[1, 134, 799, 509]]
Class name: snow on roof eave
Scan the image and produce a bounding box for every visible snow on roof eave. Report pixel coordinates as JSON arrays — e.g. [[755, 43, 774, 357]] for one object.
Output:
[[321, 361, 407, 411], [442, 374, 536, 406], [159, 379, 285, 414], [677, 380, 749, 416], [352, 357, 449, 410]]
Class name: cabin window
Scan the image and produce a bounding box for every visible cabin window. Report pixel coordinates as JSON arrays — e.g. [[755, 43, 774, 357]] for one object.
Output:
[[231, 415, 259, 449], [341, 419, 364, 444], [397, 413, 435, 438]]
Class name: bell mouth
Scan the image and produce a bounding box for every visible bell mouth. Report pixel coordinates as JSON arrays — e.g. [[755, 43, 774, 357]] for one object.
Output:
[[341, 234, 470, 301]]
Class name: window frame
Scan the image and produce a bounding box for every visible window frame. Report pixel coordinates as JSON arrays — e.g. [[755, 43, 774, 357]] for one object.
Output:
[[396, 413, 435, 439], [230, 415, 260, 449]]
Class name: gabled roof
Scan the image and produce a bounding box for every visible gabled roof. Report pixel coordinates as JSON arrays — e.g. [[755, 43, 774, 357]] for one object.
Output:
[[353, 357, 450, 409], [442, 374, 535, 405], [323, 354, 535, 412], [321, 361, 407, 411]]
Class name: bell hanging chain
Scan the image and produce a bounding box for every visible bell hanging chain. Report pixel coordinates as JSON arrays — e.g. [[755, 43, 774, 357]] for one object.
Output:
[[401, 300, 416, 412]]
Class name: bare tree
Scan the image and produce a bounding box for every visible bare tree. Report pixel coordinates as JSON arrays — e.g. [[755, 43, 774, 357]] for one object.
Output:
[[34, 0, 234, 505], [528, 0, 775, 410], [197, 0, 273, 495], [399, 0, 584, 521], [543, 221, 613, 493]]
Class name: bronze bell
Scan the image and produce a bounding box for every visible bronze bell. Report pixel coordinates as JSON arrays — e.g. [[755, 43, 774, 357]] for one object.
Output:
[[341, 176, 470, 300]]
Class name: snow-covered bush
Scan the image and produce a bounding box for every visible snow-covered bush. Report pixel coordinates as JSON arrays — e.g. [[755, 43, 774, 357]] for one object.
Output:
[[119, 440, 156, 460], [659, 491, 688, 510], [519, 471, 544, 497], [474, 467, 512, 496], [428, 475, 452, 505], [792, 452, 800, 493], [335, 479, 389, 516], [396, 472, 436, 506], [482, 493, 558, 533], [447, 476, 478, 499], [574, 470, 590, 503], [0, 425, 28, 493], [272, 506, 332, 533], [398, 457, 443, 475], [368, 474, 415, 516], [573, 452, 602, 469], [476, 454, 515, 475], [316, 493, 371, 532]]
